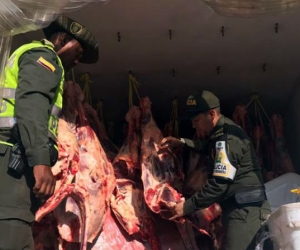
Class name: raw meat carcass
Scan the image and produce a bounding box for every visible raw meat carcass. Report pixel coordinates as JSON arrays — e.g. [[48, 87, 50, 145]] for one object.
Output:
[[53, 125, 116, 245], [270, 114, 295, 174], [110, 179, 160, 250], [32, 213, 60, 250], [113, 106, 142, 180], [232, 105, 252, 135], [111, 106, 160, 250], [34, 81, 116, 250], [35, 119, 89, 250], [83, 103, 119, 162], [140, 97, 203, 250], [140, 96, 184, 219], [63, 209, 147, 250]]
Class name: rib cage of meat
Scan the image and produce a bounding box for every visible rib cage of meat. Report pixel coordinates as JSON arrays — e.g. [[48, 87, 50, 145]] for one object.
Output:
[[54, 125, 116, 244], [35, 120, 116, 250]]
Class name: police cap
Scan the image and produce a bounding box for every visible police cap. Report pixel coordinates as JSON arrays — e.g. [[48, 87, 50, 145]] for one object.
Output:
[[43, 15, 98, 64]]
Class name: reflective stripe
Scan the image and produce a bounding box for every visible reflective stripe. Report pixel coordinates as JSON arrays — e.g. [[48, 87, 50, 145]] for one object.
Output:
[[51, 105, 61, 117], [2, 88, 15, 99], [0, 141, 13, 147], [0, 117, 15, 128]]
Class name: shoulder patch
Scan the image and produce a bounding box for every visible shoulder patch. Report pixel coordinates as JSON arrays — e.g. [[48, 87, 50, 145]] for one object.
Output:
[[213, 141, 237, 181], [37, 56, 55, 72]]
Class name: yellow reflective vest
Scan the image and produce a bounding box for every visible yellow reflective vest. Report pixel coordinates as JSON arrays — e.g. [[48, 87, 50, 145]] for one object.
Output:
[[0, 39, 64, 145]]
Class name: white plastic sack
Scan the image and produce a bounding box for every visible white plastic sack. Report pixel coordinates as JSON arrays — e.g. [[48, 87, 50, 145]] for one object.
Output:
[[0, 0, 108, 108], [257, 203, 300, 250], [202, 0, 300, 17]]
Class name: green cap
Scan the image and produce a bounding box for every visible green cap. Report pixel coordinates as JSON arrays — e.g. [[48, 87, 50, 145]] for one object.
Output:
[[179, 90, 220, 120], [43, 15, 98, 64]]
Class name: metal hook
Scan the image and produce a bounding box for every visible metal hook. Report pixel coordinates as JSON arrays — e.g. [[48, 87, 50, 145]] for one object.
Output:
[[117, 32, 121, 42], [221, 26, 225, 37], [172, 68, 176, 77], [169, 29, 172, 40], [275, 23, 279, 34]]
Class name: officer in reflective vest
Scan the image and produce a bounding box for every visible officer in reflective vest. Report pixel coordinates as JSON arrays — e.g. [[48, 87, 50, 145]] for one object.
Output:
[[161, 91, 272, 250], [0, 15, 98, 250]]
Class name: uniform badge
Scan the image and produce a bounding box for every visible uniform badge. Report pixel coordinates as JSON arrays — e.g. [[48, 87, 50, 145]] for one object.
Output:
[[212, 141, 237, 181], [70, 22, 83, 35]]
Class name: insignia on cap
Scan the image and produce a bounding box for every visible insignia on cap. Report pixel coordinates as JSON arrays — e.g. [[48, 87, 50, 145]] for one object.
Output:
[[70, 22, 83, 35], [186, 95, 196, 106]]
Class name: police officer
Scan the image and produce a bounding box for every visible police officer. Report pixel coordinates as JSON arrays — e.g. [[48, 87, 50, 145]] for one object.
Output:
[[0, 16, 98, 249], [161, 90, 271, 250]]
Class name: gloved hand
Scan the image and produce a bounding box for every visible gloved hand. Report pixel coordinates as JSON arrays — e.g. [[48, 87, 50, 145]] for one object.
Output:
[[160, 136, 185, 150], [33, 165, 55, 200]]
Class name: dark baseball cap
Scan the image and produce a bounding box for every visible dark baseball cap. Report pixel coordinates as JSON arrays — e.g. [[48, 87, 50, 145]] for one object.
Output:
[[179, 90, 220, 120], [43, 15, 98, 64]]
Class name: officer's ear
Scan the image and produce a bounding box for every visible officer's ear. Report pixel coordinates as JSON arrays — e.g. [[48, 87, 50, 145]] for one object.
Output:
[[207, 109, 215, 121]]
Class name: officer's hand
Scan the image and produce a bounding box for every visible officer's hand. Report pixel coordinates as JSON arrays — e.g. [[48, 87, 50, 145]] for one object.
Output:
[[169, 198, 185, 221], [160, 136, 185, 150], [33, 165, 55, 200]]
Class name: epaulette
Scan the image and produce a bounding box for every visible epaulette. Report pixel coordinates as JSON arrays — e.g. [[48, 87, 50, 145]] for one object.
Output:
[[210, 127, 224, 140]]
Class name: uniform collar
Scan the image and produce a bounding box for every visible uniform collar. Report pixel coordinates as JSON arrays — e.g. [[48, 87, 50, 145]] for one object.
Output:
[[40, 39, 55, 48], [209, 115, 225, 139]]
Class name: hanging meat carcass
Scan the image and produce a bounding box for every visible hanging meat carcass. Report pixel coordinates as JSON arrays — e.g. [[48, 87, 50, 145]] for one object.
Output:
[[112, 106, 142, 180], [63, 209, 147, 250], [34, 118, 89, 250], [232, 104, 252, 136], [140, 96, 184, 219], [34, 81, 116, 250], [270, 114, 295, 175], [32, 213, 60, 250], [140, 97, 216, 250], [111, 106, 160, 250], [83, 103, 119, 162]]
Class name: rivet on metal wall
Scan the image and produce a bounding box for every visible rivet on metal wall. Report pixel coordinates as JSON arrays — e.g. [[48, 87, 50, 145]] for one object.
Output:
[[117, 32, 121, 42], [274, 23, 279, 34], [172, 68, 176, 77], [221, 26, 225, 37], [169, 29, 173, 40], [216, 66, 221, 75]]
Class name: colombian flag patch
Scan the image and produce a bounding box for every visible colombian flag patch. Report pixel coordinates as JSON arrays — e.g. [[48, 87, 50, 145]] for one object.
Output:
[[37, 57, 55, 72]]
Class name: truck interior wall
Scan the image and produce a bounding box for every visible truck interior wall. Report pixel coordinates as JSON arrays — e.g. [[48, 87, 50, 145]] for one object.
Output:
[[285, 83, 300, 174]]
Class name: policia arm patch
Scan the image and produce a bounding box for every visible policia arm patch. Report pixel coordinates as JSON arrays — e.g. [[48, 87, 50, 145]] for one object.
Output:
[[213, 141, 237, 181]]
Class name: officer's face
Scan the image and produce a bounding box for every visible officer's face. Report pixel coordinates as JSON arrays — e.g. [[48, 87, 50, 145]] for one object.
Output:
[[191, 111, 214, 139], [57, 39, 83, 72]]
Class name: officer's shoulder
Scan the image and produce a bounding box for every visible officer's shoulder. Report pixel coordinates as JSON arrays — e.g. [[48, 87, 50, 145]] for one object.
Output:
[[225, 118, 250, 142]]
